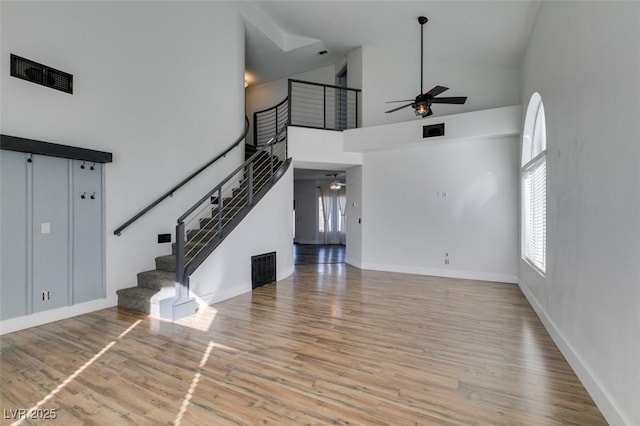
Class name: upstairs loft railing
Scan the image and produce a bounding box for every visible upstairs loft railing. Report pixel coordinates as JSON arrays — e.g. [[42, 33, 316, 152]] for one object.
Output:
[[113, 117, 249, 236], [174, 125, 289, 299], [253, 79, 361, 146], [289, 79, 360, 131], [254, 97, 289, 148]]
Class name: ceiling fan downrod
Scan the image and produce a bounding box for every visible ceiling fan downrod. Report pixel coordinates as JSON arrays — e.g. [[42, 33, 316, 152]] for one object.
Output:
[[418, 16, 428, 95]]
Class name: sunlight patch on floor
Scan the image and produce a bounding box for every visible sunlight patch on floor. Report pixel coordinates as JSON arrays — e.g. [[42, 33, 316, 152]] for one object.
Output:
[[173, 340, 215, 425], [175, 303, 218, 332], [11, 320, 141, 426]]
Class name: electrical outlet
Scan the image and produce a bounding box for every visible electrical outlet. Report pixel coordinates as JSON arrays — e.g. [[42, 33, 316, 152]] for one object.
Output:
[[444, 252, 450, 265], [42, 291, 50, 301]]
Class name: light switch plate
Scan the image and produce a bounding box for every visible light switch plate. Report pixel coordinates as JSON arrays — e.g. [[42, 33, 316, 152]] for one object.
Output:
[[41, 222, 51, 234]]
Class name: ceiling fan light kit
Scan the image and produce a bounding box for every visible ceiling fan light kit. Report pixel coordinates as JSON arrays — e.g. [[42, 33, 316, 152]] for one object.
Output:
[[385, 16, 467, 118], [327, 173, 346, 191]]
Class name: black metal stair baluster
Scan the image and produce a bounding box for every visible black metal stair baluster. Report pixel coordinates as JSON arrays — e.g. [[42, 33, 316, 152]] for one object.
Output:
[[323, 86, 327, 129]]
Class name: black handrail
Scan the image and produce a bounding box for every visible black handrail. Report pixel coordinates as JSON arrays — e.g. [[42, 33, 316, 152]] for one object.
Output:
[[113, 116, 249, 236], [174, 124, 289, 290], [288, 78, 362, 93], [177, 125, 286, 224]]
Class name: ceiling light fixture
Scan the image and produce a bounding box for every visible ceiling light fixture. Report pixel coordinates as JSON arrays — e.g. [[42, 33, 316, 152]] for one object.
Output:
[[415, 101, 429, 116], [329, 181, 341, 191]]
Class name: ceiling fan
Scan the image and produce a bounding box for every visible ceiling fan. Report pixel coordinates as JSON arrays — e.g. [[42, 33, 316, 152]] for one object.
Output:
[[327, 173, 346, 191], [385, 16, 468, 118]]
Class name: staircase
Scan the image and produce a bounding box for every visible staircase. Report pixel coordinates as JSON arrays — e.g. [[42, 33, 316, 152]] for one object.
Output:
[[117, 133, 288, 317]]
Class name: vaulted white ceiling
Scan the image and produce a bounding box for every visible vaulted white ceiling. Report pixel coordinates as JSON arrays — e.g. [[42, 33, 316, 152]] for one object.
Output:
[[242, 1, 541, 85]]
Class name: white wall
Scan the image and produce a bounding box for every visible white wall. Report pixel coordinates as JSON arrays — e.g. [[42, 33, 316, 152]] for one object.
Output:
[[345, 106, 520, 283], [346, 48, 363, 91], [519, 2, 640, 424], [346, 48, 363, 128], [345, 165, 363, 267], [288, 126, 362, 169], [0, 1, 245, 331], [189, 166, 294, 305], [360, 44, 521, 127], [245, 64, 336, 146]]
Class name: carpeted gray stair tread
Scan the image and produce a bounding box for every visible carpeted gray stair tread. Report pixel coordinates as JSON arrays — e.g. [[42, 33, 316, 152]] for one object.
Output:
[[117, 286, 175, 316], [137, 269, 175, 290], [155, 255, 176, 272]]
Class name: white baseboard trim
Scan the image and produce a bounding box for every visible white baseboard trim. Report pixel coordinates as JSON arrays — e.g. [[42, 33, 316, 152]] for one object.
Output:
[[0, 296, 118, 335], [518, 280, 628, 426], [345, 257, 362, 269], [195, 286, 249, 307], [277, 265, 295, 282], [194, 264, 295, 308], [360, 262, 517, 284]]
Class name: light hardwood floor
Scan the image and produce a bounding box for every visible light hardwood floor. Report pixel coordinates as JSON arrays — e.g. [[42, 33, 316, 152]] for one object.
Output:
[[1, 264, 606, 425]]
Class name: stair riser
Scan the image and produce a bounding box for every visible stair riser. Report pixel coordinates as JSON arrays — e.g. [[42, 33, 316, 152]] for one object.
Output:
[[117, 286, 176, 317], [137, 271, 176, 290], [156, 256, 176, 272]]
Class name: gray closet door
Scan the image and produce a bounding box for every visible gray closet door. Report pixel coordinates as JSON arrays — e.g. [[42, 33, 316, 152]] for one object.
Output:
[[1, 150, 29, 319], [32, 154, 70, 312], [72, 161, 104, 303]]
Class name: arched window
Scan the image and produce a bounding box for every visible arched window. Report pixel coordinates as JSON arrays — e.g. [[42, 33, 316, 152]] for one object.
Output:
[[521, 92, 547, 274]]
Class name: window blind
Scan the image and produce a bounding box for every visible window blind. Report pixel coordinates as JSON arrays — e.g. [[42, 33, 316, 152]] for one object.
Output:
[[522, 155, 546, 272]]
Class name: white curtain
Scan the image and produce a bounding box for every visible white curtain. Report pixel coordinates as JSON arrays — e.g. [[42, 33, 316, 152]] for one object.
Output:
[[319, 186, 332, 244], [336, 187, 346, 245], [318, 185, 346, 245]]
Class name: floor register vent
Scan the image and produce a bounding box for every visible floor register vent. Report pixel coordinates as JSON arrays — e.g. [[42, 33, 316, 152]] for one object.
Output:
[[251, 252, 276, 289]]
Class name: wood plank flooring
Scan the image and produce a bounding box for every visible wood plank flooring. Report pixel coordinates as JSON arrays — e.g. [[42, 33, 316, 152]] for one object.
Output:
[[0, 264, 606, 425], [293, 244, 346, 265]]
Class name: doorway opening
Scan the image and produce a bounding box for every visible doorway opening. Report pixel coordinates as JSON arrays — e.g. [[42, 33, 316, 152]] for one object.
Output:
[[293, 168, 346, 265]]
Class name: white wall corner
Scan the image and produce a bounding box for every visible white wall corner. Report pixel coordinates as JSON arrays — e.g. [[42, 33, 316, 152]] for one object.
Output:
[[345, 257, 363, 269]]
